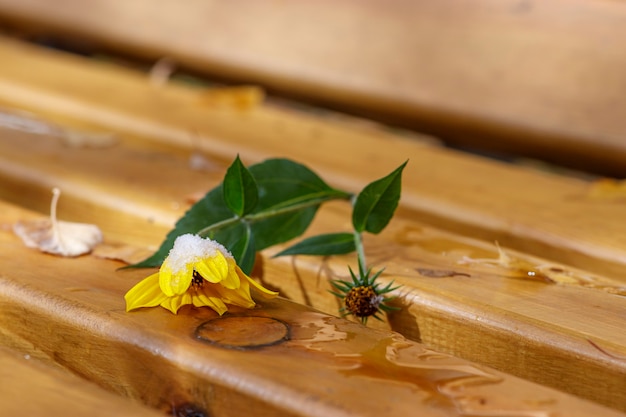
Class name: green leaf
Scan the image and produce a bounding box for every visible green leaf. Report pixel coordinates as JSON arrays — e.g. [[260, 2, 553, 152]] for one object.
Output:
[[247, 159, 351, 250], [249, 159, 350, 212], [274, 232, 356, 257], [223, 155, 258, 217], [249, 206, 318, 251], [129, 158, 352, 269], [352, 161, 407, 234]]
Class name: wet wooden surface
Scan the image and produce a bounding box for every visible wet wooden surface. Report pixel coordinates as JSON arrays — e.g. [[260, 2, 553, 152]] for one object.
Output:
[[0, 37, 624, 415], [0, 0, 625, 173], [0, 200, 623, 417], [2, 37, 626, 281], [0, 347, 164, 417]]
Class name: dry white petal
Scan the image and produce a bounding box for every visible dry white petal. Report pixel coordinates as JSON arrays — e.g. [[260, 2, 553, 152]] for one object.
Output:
[[12, 188, 103, 257], [14, 219, 103, 257]]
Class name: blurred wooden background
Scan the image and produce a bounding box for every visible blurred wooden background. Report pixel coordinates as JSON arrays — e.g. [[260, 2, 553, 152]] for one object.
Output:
[[0, 0, 625, 175], [0, 1, 625, 416]]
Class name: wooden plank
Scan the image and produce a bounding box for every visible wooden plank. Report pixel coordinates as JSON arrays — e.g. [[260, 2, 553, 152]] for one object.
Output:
[[0, 0, 625, 173], [0, 36, 625, 282], [0, 122, 625, 410], [0, 202, 623, 417], [0, 347, 164, 416], [0, 38, 625, 409]]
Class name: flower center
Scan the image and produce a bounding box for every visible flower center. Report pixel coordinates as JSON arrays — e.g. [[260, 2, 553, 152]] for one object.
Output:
[[344, 285, 381, 318], [191, 270, 205, 289]]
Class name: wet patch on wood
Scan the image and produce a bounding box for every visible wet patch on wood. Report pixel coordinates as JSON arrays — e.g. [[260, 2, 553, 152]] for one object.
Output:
[[194, 316, 290, 350]]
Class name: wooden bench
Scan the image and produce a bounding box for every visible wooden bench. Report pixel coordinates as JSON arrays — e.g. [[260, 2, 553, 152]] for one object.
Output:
[[0, 2, 624, 416]]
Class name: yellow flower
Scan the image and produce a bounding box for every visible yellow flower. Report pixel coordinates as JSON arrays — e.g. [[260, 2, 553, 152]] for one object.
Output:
[[125, 234, 278, 315]]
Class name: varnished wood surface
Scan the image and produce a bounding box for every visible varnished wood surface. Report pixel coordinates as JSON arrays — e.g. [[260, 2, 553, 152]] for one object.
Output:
[[0, 202, 623, 417], [0, 347, 164, 417], [1, 119, 625, 410], [0, 0, 625, 173], [3, 127, 626, 406], [1, 36, 626, 281], [0, 38, 624, 413]]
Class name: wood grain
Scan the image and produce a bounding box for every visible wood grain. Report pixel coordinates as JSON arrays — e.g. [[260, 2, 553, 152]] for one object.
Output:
[[265, 206, 626, 407], [0, 36, 626, 281], [0, 0, 625, 173], [1, 123, 625, 411], [0, 207, 622, 417], [0, 347, 163, 416], [0, 38, 625, 411]]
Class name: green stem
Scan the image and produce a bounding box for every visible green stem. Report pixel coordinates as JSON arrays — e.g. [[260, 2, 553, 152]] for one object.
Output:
[[196, 216, 239, 237], [353, 230, 367, 280], [197, 193, 351, 237], [349, 193, 367, 280]]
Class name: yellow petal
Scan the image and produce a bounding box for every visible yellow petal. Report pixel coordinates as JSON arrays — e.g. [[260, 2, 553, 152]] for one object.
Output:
[[237, 266, 279, 299], [195, 251, 235, 287], [124, 272, 168, 311], [160, 292, 193, 314], [213, 279, 255, 309], [160, 263, 192, 296], [221, 258, 241, 289], [193, 286, 229, 315]]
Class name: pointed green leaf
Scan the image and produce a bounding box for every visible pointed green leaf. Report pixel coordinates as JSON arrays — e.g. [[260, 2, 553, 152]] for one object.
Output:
[[247, 159, 351, 250], [249, 159, 351, 212], [130, 158, 352, 269], [274, 232, 356, 257], [223, 155, 258, 216], [249, 206, 318, 251], [352, 161, 407, 234]]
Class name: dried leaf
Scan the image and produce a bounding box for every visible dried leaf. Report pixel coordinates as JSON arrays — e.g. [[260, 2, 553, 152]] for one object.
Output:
[[13, 188, 102, 257], [416, 268, 470, 278]]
